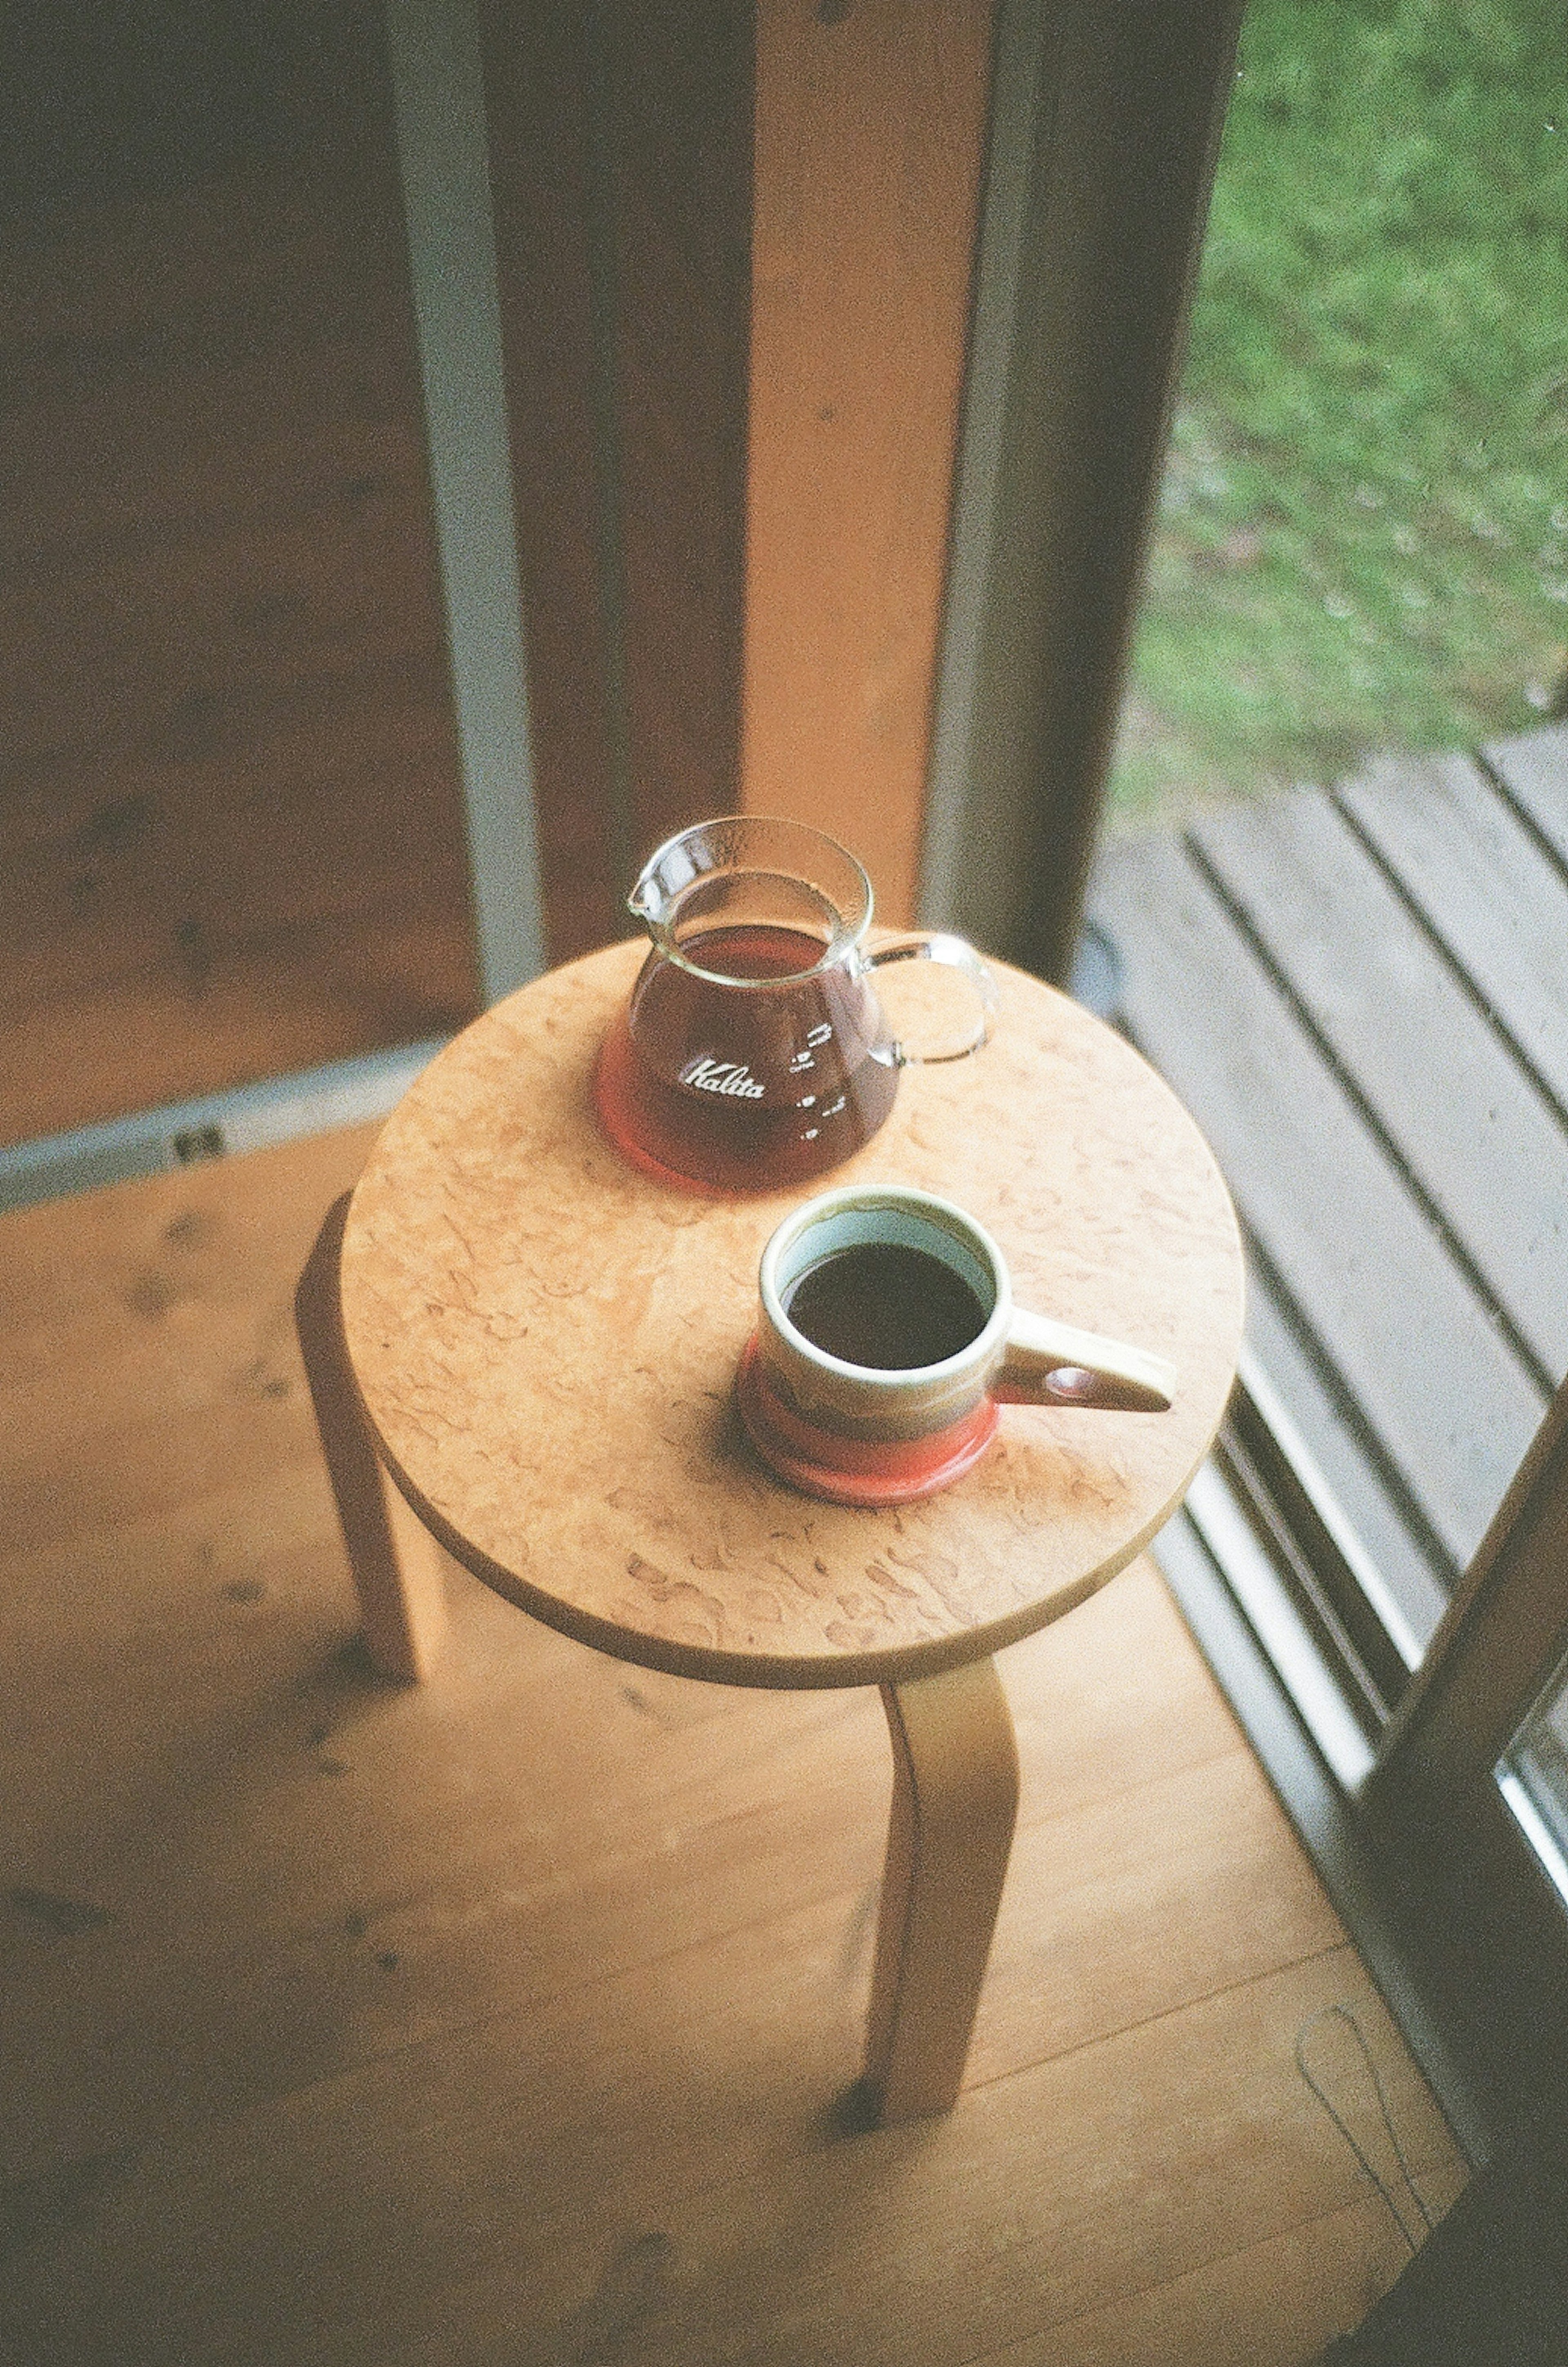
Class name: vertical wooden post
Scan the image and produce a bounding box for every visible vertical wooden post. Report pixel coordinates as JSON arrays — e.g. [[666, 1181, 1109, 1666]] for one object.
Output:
[[864, 1655, 1020, 2123], [743, 0, 996, 927], [481, 0, 753, 960], [473, 0, 998, 949], [295, 1193, 450, 1683]]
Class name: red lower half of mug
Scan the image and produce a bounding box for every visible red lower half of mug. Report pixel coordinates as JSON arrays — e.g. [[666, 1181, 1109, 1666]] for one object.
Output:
[[735, 1334, 999, 1507]]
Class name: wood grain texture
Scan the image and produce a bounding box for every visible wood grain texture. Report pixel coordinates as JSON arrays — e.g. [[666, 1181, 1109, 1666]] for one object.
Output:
[[0, 904, 474, 1150], [0, 9, 481, 1146], [339, 940, 1244, 1687], [1336, 749, 1568, 1117], [742, 0, 996, 925], [0, 1128, 1462, 2363], [296, 1193, 450, 1682], [1089, 728, 1568, 1649], [481, 0, 752, 962], [865, 1656, 1020, 2120], [1483, 718, 1568, 869], [1189, 789, 1568, 1383], [969, 2191, 1467, 2367]]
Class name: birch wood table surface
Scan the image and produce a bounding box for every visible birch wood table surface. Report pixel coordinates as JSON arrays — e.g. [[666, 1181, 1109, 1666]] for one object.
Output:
[[297, 937, 1243, 2122]]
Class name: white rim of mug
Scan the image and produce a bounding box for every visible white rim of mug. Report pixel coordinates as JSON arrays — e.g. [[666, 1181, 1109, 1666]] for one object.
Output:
[[626, 814, 874, 990], [759, 1186, 1013, 1388]]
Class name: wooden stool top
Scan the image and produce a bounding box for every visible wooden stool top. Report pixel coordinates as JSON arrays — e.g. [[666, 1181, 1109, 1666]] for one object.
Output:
[[340, 941, 1243, 1689]]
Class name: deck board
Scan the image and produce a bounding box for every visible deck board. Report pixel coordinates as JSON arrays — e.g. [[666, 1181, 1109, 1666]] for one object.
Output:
[[1187, 789, 1568, 1384], [1089, 724, 1568, 1645], [1336, 750, 1568, 1118], [1483, 719, 1568, 870], [1089, 829, 1547, 1578]]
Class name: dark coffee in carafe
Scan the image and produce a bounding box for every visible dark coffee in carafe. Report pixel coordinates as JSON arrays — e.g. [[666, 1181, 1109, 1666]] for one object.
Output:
[[596, 921, 898, 1193], [593, 817, 995, 1195]]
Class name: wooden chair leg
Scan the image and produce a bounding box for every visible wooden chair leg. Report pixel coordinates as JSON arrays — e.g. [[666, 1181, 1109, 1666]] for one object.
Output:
[[863, 1655, 1020, 2124], [295, 1192, 450, 1683]]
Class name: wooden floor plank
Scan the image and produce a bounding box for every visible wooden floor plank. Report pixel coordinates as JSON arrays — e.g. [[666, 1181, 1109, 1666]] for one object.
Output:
[[313, 1955, 1451, 2367], [968, 1741, 1343, 2086], [0, 1944, 1458, 2367], [0, 1134, 1464, 2366], [0, 1125, 379, 1336], [1189, 788, 1568, 1384], [0, 1538, 1286, 2172], [1089, 832, 1547, 1569], [967, 2182, 1470, 2367]]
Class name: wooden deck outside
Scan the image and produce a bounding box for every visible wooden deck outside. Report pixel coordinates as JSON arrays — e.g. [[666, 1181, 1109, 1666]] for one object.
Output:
[[0, 1127, 1467, 2364], [1089, 720, 1568, 1665]]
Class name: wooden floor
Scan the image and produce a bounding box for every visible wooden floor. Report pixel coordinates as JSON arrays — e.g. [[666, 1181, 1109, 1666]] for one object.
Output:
[[1090, 720, 1568, 1665], [0, 1127, 1466, 2365]]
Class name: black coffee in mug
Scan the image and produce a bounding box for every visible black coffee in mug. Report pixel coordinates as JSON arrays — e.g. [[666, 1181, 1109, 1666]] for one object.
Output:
[[782, 1241, 989, 1371]]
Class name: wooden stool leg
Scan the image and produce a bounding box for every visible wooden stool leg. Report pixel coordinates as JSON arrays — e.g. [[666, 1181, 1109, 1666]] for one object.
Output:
[[863, 1656, 1020, 2124], [295, 1193, 450, 1683]]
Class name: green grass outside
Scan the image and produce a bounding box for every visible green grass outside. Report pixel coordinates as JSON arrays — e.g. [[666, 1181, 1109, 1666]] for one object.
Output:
[[1112, 0, 1568, 822]]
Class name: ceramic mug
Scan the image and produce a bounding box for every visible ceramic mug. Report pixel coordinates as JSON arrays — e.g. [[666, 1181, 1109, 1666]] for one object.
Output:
[[735, 1185, 1177, 1506]]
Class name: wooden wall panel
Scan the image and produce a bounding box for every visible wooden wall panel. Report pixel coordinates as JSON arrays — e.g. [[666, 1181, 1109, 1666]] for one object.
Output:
[[480, 5, 621, 963], [614, 1, 753, 861], [5, 0, 995, 1149], [0, 1, 483, 1147], [742, 0, 996, 925], [482, 0, 751, 962]]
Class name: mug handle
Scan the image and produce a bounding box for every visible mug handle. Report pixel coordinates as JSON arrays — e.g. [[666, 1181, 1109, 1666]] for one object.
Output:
[[994, 1309, 1177, 1414], [866, 933, 997, 1063]]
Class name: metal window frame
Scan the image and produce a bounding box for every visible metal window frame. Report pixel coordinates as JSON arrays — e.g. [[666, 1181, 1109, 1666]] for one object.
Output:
[[921, 0, 1247, 983], [385, 0, 547, 1005]]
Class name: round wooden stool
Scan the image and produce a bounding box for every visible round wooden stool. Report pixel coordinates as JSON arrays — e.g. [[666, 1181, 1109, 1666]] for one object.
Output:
[[296, 941, 1243, 2124]]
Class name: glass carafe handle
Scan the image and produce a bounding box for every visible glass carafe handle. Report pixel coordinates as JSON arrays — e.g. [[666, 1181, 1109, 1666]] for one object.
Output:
[[866, 934, 997, 1064]]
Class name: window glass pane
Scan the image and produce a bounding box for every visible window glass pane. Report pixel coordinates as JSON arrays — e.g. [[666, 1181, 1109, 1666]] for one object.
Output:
[[1113, 0, 1568, 823], [1089, 0, 1568, 1710]]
